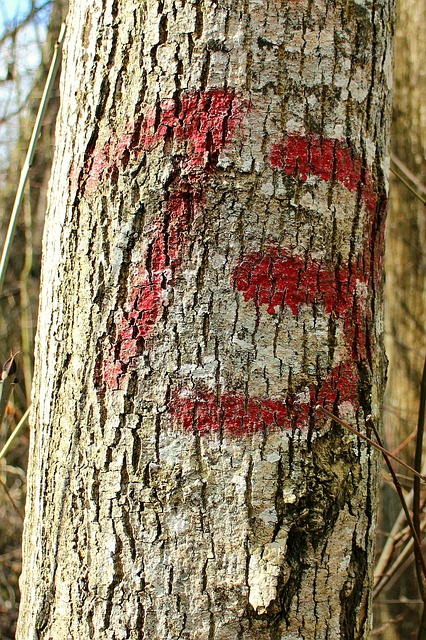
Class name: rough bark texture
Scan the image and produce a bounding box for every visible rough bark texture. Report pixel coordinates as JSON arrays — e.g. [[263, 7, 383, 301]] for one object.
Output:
[[18, 1, 394, 639], [378, 0, 426, 636]]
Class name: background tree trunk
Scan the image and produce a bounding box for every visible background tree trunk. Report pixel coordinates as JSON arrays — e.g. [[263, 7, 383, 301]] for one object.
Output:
[[18, 1, 394, 638], [377, 0, 426, 636]]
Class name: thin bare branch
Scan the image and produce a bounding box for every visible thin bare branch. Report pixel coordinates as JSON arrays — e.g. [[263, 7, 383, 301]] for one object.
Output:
[[316, 406, 426, 482], [413, 358, 426, 597], [391, 153, 426, 197], [0, 353, 19, 427], [0, 21, 66, 293], [365, 415, 426, 595], [0, 405, 30, 462], [374, 516, 426, 597], [0, 476, 24, 519], [390, 154, 426, 206]]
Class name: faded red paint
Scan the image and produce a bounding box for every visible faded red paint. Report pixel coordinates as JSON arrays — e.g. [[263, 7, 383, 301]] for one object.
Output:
[[75, 88, 245, 194], [103, 185, 201, 388], [101, 89, 245, 388], [269, 134, 378, 213]]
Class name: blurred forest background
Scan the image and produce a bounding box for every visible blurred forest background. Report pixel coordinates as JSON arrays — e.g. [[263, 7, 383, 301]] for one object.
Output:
[[0, 0, 423, 639], [0, 1, 67, 637]]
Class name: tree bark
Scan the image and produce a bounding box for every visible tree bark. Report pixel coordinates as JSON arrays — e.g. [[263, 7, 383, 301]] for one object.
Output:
[[18, 1, 394, 639]]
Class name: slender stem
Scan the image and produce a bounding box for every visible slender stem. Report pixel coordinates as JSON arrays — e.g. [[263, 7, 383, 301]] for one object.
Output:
[[0, 476, 24, 520], [414, 360, 426, 530], [374, 475, 426, 593], [0, 353, 19, 427], [0, 22, 66, 293], [413, 359, 426, 603], [20, 193, 34, 405], [391, 153, 426, 197], [390, 166, 426, 206], [365, 416, 426, 589], [374, 522, 424, 598], [390, 154, 426, 206], [0, 406, 31, 462], [318, 404, 426, 637]]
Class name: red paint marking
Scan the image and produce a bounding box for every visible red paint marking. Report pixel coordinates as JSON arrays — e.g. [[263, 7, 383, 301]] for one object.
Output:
[[170, 387, 292, 436], [231, 246, 370, 364], [100, 89, 245, 389], [169, 134, 384, 433], [269, 134, 377, 213], [96, 99, 384, 435], [229, 244, 370, 419], [169, 361, 359, 436], [75, 89, 245, 194], [232, 247, 361, 317], [103, 185, 200, 388]]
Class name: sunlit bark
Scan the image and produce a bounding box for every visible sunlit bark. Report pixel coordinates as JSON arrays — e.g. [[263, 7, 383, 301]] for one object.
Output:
[[18, 1, 394, 638]]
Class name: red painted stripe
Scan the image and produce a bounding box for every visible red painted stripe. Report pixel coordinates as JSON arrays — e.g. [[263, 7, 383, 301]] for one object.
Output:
[[232, 247, 361, 317], [232, 246, 371, 369], [269, 134, 377, 212], [169, 361, 359, 435]]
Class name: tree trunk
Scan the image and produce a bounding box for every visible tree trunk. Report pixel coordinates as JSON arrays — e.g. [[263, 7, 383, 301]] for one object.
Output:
[[18, 1, 394, 639]]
